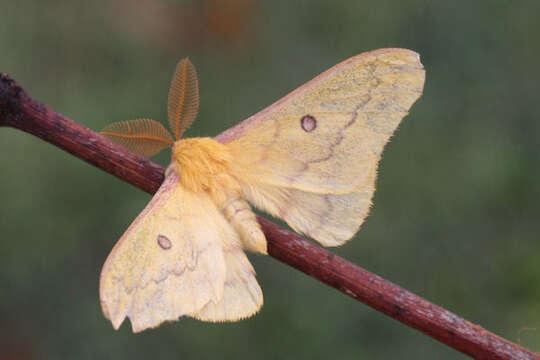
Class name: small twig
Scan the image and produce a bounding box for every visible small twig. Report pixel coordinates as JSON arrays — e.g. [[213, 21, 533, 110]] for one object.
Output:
[[0, 73, 537, 360]]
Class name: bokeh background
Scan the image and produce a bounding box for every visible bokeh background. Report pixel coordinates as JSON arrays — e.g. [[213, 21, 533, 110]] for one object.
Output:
[[1, 1, 539, 359]]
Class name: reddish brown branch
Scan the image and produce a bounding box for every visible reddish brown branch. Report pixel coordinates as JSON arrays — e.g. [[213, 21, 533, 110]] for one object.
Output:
[[0, 73, 537, 360]]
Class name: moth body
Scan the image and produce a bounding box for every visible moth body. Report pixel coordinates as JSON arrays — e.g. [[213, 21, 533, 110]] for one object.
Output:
[[222, 197, 267, 253], [170, 137, 267, 254]]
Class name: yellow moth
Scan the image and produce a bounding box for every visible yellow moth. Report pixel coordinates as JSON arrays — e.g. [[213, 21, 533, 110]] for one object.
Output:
[[99, 48, 425, 332]]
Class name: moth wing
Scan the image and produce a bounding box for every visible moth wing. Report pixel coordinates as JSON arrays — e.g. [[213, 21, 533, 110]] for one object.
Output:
[[241, 182, 372, 246], [221, 48, 424, 194], [221, 49, 425, 246], [193, 236, 263, 321], [100, 173, 232, 332]]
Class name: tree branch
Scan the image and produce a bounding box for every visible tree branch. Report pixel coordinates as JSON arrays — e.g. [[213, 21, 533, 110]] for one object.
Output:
[[0, 73, 537, 360]]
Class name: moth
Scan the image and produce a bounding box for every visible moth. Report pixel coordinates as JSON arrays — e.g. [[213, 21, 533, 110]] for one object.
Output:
[[99, 48, 425, 332]]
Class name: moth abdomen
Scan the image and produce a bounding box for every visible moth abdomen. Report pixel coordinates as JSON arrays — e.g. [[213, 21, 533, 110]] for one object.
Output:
[[222, 198, 267, 254]]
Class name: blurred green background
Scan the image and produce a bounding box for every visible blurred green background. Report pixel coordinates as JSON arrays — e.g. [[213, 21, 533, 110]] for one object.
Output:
[[1, 0, 539, 359]]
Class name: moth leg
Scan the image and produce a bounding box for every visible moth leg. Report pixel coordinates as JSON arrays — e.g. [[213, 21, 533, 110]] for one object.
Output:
[[222, 198, 267, 254]]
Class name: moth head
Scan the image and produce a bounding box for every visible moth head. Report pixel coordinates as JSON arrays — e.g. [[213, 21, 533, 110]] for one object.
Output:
[[170, 138, 239, 197], [172, 138, 232, 169]]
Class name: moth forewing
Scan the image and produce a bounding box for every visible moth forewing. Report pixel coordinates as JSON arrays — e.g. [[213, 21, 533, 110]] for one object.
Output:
[[221, 48, 425, 246]]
